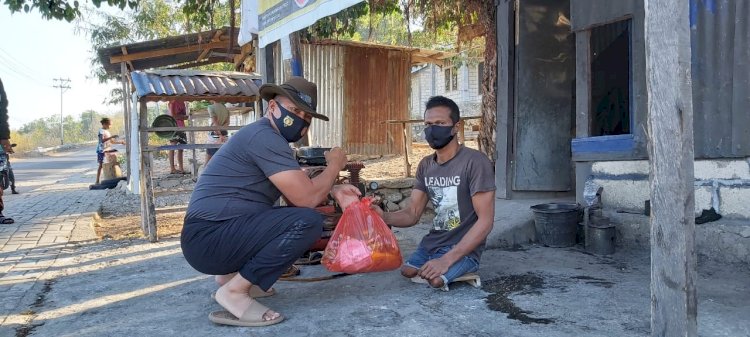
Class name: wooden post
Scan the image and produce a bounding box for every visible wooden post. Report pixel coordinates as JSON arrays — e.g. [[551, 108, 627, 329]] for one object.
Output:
[[458, 120, 465, 143], [401, 122, 411, 177], [644, 0, 697, 336], [189, 113, 197, 178], [139, 101, 158, 242], [120, 63, 130, 179]]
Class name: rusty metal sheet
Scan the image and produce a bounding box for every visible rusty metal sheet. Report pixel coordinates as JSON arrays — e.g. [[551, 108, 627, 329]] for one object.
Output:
[[343, 46, 410, 156]]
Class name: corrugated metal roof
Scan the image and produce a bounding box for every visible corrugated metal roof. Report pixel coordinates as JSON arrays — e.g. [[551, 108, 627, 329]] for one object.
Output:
[[98, 27, 242, 74], [131, 70, 261, 102]]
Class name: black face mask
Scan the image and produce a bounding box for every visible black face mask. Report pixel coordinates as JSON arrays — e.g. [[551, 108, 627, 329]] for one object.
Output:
[[424, 124, 455, 149], [272, 100, 310, 143]]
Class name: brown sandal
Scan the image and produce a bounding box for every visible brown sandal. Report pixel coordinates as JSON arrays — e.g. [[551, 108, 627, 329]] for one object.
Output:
[[208, 300, 284, 327]]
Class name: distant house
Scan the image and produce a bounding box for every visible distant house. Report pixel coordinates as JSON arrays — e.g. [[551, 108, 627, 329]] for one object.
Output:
[[410, 61, 484, 140], [410, 61, 484, 118]]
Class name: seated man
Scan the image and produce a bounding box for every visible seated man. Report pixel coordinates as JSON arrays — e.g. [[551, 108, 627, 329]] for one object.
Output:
[[180, 77, 359, 327], [373, 96, 495, 289]]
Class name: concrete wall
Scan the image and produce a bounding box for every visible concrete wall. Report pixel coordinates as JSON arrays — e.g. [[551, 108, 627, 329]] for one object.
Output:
[[586, 158, 750, 219]]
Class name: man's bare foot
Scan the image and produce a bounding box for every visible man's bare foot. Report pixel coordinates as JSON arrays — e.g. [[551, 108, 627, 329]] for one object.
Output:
[[428, 277, 445, 289], [401, 266, 418, 278], [215, 284, 281, 322]]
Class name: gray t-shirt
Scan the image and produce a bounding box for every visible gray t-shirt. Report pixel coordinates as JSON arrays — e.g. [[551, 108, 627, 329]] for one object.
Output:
[[414, 146, 496, 261], [187, 118, 299, 221]]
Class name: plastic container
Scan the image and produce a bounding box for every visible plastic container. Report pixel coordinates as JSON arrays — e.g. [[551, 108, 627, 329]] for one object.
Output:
[[530, 203, 581, 248]]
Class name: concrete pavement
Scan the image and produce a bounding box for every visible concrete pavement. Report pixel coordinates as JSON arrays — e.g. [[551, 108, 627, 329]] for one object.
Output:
[[0, 147, 106, 333], [0, 147, 748, 336]]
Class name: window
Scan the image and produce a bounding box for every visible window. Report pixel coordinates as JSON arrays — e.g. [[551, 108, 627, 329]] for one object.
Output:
[[477, 62, 484, 95], [590, 20, 632, 136], [444, 67, 459, 92]]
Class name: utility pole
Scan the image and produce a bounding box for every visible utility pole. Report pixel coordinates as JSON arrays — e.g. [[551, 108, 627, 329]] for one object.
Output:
[[52, 78, 71, 145]]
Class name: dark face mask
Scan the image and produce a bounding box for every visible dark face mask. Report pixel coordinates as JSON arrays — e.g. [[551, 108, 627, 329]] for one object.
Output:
[[424, 124, 455, 149], [272, 100, 310, 143]]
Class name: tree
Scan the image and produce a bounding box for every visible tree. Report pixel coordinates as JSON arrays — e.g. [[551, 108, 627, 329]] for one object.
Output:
[[410, 0, 497, 161], [76, 0, 233, 104], [5, 0, 137, 22], [5, 0, 221, 25]]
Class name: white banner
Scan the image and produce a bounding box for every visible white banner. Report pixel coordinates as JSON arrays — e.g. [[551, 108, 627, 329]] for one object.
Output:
[[238, 0, 259, 46], [257, 0, 364, 48]]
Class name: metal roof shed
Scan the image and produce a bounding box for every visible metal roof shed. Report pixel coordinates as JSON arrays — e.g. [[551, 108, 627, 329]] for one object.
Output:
[[130, 70, 260, 242]]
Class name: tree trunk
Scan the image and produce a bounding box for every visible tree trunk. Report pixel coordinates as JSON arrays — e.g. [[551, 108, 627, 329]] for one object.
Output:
[[404, 0, 413, 46], [477, 1, 497, 162]]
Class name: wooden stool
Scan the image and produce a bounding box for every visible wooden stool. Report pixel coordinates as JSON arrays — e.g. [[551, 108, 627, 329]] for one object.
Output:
[[411, 273, 482, 291], [441, 273, 482, 292]]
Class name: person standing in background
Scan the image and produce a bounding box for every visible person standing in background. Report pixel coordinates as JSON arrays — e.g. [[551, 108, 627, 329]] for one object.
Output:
[[168, 100, 189, 174], [206, 100, 230, 163], [0, 78, 15, 224], [95, 118, 123, 185]]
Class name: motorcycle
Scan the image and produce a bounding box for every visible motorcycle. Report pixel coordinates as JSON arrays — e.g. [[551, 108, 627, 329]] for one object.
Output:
[[0, 144, 17, 190]]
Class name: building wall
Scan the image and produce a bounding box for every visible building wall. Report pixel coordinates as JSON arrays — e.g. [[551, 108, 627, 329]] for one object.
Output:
[[410, 63, 483, 119], [410, 63, 483, 141], [588, 158, 750, 219]]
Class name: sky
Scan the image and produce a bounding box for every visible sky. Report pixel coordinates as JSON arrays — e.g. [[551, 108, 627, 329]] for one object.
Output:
[[0, 7, 119, 130]]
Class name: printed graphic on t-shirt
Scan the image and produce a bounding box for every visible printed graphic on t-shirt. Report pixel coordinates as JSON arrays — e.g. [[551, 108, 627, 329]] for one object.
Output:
[[425, 176, 461, 231]]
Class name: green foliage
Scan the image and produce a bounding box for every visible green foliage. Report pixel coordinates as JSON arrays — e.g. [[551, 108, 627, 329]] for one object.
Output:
[[304, 1, 400, 41], [12, 111, 125, 152], [77, 0, 234, 104], [5, 0, 138, 22]]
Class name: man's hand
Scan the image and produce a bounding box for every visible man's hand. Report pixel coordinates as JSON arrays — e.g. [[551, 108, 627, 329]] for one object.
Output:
[[1, 139, 13, 154], [331, 184, 361, 210], [370, 203, 384, 218], [324, 147, 347, 171], [418, 257, 452, 281]]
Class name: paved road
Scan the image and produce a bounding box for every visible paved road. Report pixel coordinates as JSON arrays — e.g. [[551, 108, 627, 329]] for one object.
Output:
[[0, 146, 107, 332], [9, 146, 98, 193]]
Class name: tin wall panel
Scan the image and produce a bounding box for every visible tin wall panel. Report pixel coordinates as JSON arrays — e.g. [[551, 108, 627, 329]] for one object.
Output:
[[272, 43, 346, 148], [344, 46, 410, 156], [691, 0, 750, 158], [273, 43, 409, 155]]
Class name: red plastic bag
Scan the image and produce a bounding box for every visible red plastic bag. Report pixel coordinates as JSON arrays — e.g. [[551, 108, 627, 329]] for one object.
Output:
[[322, 198, 402, 273]]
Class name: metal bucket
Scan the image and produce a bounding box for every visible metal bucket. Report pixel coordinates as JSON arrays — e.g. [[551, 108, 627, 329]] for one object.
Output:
[[587, 223, 616, 255], [530, 203, 581, 248]]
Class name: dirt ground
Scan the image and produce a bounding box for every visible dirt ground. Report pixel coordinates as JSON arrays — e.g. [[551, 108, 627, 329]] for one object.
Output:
[[93, 141, 479, 240], [93, 212, 186, 240]]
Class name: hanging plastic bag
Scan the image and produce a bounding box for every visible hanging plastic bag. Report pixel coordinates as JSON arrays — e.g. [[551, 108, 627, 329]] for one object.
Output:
[[322, 198, 402, 273]]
